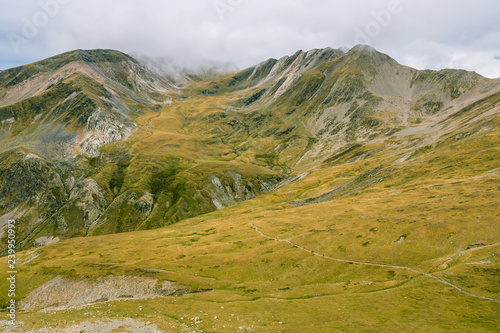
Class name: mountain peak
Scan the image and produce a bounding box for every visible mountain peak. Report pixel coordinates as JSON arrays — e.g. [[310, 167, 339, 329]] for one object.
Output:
[[349, 44, 377, 53], [76, 49, 136, 64]]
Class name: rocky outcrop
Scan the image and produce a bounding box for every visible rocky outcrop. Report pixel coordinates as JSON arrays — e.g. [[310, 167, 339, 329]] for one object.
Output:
[[33, 236, 60, 247], [68, 178, 107, 226], [0, 151, 66, 211], [19, 319, 164, 333], [204, 171, 276, 210], [86, 190, 156, 235], [134, 191, 154, 216], [79, 110, 133, 157], [19, 276, 190, 311]]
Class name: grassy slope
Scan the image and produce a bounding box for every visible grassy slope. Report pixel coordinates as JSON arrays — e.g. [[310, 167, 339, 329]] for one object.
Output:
[[0, 56, 292, 248], [1, 104, 499, 332], [0, 49, 499, 331]]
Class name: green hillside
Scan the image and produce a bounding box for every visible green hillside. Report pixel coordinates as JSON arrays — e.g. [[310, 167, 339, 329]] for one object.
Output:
[[0, 46, 499, 332]]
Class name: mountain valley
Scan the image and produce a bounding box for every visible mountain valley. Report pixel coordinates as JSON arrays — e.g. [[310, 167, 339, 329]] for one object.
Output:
[[0, 45, 499, 332]]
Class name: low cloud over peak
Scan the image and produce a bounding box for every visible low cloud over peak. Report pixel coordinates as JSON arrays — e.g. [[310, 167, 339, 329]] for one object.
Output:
[[1, 0, 499, 78]]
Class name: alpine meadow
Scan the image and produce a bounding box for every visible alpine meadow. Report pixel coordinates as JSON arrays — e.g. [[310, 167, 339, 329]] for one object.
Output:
[[0, 42, 499, 332]]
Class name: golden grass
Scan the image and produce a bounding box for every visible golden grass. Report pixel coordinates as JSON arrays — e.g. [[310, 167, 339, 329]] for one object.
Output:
[[1, 123, 499, 331]]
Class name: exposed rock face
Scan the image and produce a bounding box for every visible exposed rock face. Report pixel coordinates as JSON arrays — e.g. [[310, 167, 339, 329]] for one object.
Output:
[[68, 178, 107, 226], [205, 171, 275, 210], [0, 207, 25, 238], [19, 276, 190, 311], [0, 151, 66, 211], [135, 192, 154, 215], [80, 110, 133, 157], [33, 236, 59, 247], [22, 319, 164, 333]]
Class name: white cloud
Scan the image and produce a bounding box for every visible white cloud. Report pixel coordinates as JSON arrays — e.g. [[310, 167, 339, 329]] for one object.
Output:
[[0, 0, 499, 77]]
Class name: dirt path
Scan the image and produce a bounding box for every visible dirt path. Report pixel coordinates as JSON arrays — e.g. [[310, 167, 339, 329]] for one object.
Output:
[[250, 221, 500, 304], [143, 109, 161, 138]]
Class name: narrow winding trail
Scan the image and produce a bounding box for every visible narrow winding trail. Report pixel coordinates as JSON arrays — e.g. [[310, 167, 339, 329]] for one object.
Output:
[[143, 109, 162, 139], [250, 221, 500, 304]]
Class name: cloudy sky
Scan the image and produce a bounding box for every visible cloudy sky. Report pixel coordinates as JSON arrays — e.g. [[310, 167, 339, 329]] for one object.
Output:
[[1, 0, 499, 78]]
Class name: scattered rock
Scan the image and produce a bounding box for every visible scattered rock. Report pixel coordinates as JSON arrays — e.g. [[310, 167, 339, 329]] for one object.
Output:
[[19, 276, 190, 311], [34, 236, 60, 247]]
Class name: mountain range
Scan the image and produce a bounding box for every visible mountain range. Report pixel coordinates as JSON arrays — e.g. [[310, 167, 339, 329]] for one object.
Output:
[[0, 45, 499, 332]]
